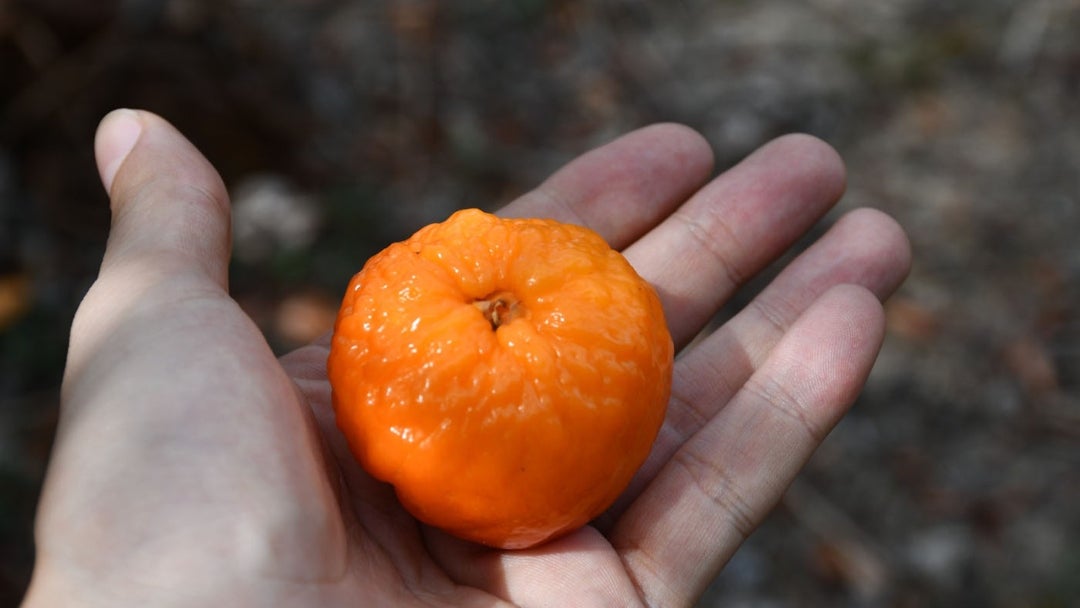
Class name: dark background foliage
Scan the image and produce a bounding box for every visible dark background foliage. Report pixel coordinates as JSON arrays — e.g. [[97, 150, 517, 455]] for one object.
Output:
[[2, 1, 1078, 606]]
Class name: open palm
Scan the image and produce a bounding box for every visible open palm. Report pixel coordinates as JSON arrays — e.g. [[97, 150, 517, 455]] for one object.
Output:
[[24, 110, 909, 607]]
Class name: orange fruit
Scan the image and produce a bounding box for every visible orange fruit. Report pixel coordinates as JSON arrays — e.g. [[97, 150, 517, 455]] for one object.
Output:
[[327, 208, 673, 549]]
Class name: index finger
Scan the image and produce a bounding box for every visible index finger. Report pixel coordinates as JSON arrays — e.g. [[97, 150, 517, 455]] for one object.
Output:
[[498, 123, 714, 249]]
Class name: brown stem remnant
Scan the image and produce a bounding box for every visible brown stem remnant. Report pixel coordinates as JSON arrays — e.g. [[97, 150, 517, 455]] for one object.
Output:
[[474, 292, 524, 330]]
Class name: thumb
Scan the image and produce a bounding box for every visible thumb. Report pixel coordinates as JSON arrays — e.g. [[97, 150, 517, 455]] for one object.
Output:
[[65, 109, 234, 380], [94, 108, 231, 289]]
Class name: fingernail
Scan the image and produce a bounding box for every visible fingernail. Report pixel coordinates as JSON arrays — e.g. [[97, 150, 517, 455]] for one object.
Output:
[[95, 109, 143, 193]]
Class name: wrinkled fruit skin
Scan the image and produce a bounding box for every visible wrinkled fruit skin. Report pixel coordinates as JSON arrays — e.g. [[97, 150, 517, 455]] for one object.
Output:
[[327, 208, 673, 549]]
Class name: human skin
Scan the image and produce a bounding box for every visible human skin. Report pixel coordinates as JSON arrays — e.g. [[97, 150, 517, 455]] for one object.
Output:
[[22, 109, 910, 607]]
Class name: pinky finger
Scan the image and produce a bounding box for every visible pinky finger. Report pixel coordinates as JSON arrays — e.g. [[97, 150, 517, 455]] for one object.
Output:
[[612, 284, 885, 607]]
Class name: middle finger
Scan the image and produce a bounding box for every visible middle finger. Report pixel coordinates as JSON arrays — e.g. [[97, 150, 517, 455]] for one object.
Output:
[[623, 133, 847, 348]]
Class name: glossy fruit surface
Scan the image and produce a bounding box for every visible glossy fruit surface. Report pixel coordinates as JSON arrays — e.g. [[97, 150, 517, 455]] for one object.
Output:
[[327, 208, 673, 549]]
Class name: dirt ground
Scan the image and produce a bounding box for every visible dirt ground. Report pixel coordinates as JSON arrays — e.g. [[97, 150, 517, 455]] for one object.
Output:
[[2, 1, 1078, 606]]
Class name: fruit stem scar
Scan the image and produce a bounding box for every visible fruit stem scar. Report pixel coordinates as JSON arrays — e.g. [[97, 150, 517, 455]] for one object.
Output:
[[474, 292, 523, 330]]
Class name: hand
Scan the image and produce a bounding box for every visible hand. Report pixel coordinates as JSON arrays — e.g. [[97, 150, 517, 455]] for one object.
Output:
[[23, 110, 909, 607]]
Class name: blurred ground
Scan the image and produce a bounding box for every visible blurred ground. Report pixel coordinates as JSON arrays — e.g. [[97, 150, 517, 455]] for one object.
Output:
[[2, 1, 1079, 606]]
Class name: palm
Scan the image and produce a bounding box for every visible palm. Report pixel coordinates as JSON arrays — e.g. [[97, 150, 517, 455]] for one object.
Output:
[[278, 332, 640, 606], [25, 111, 909, 608]]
